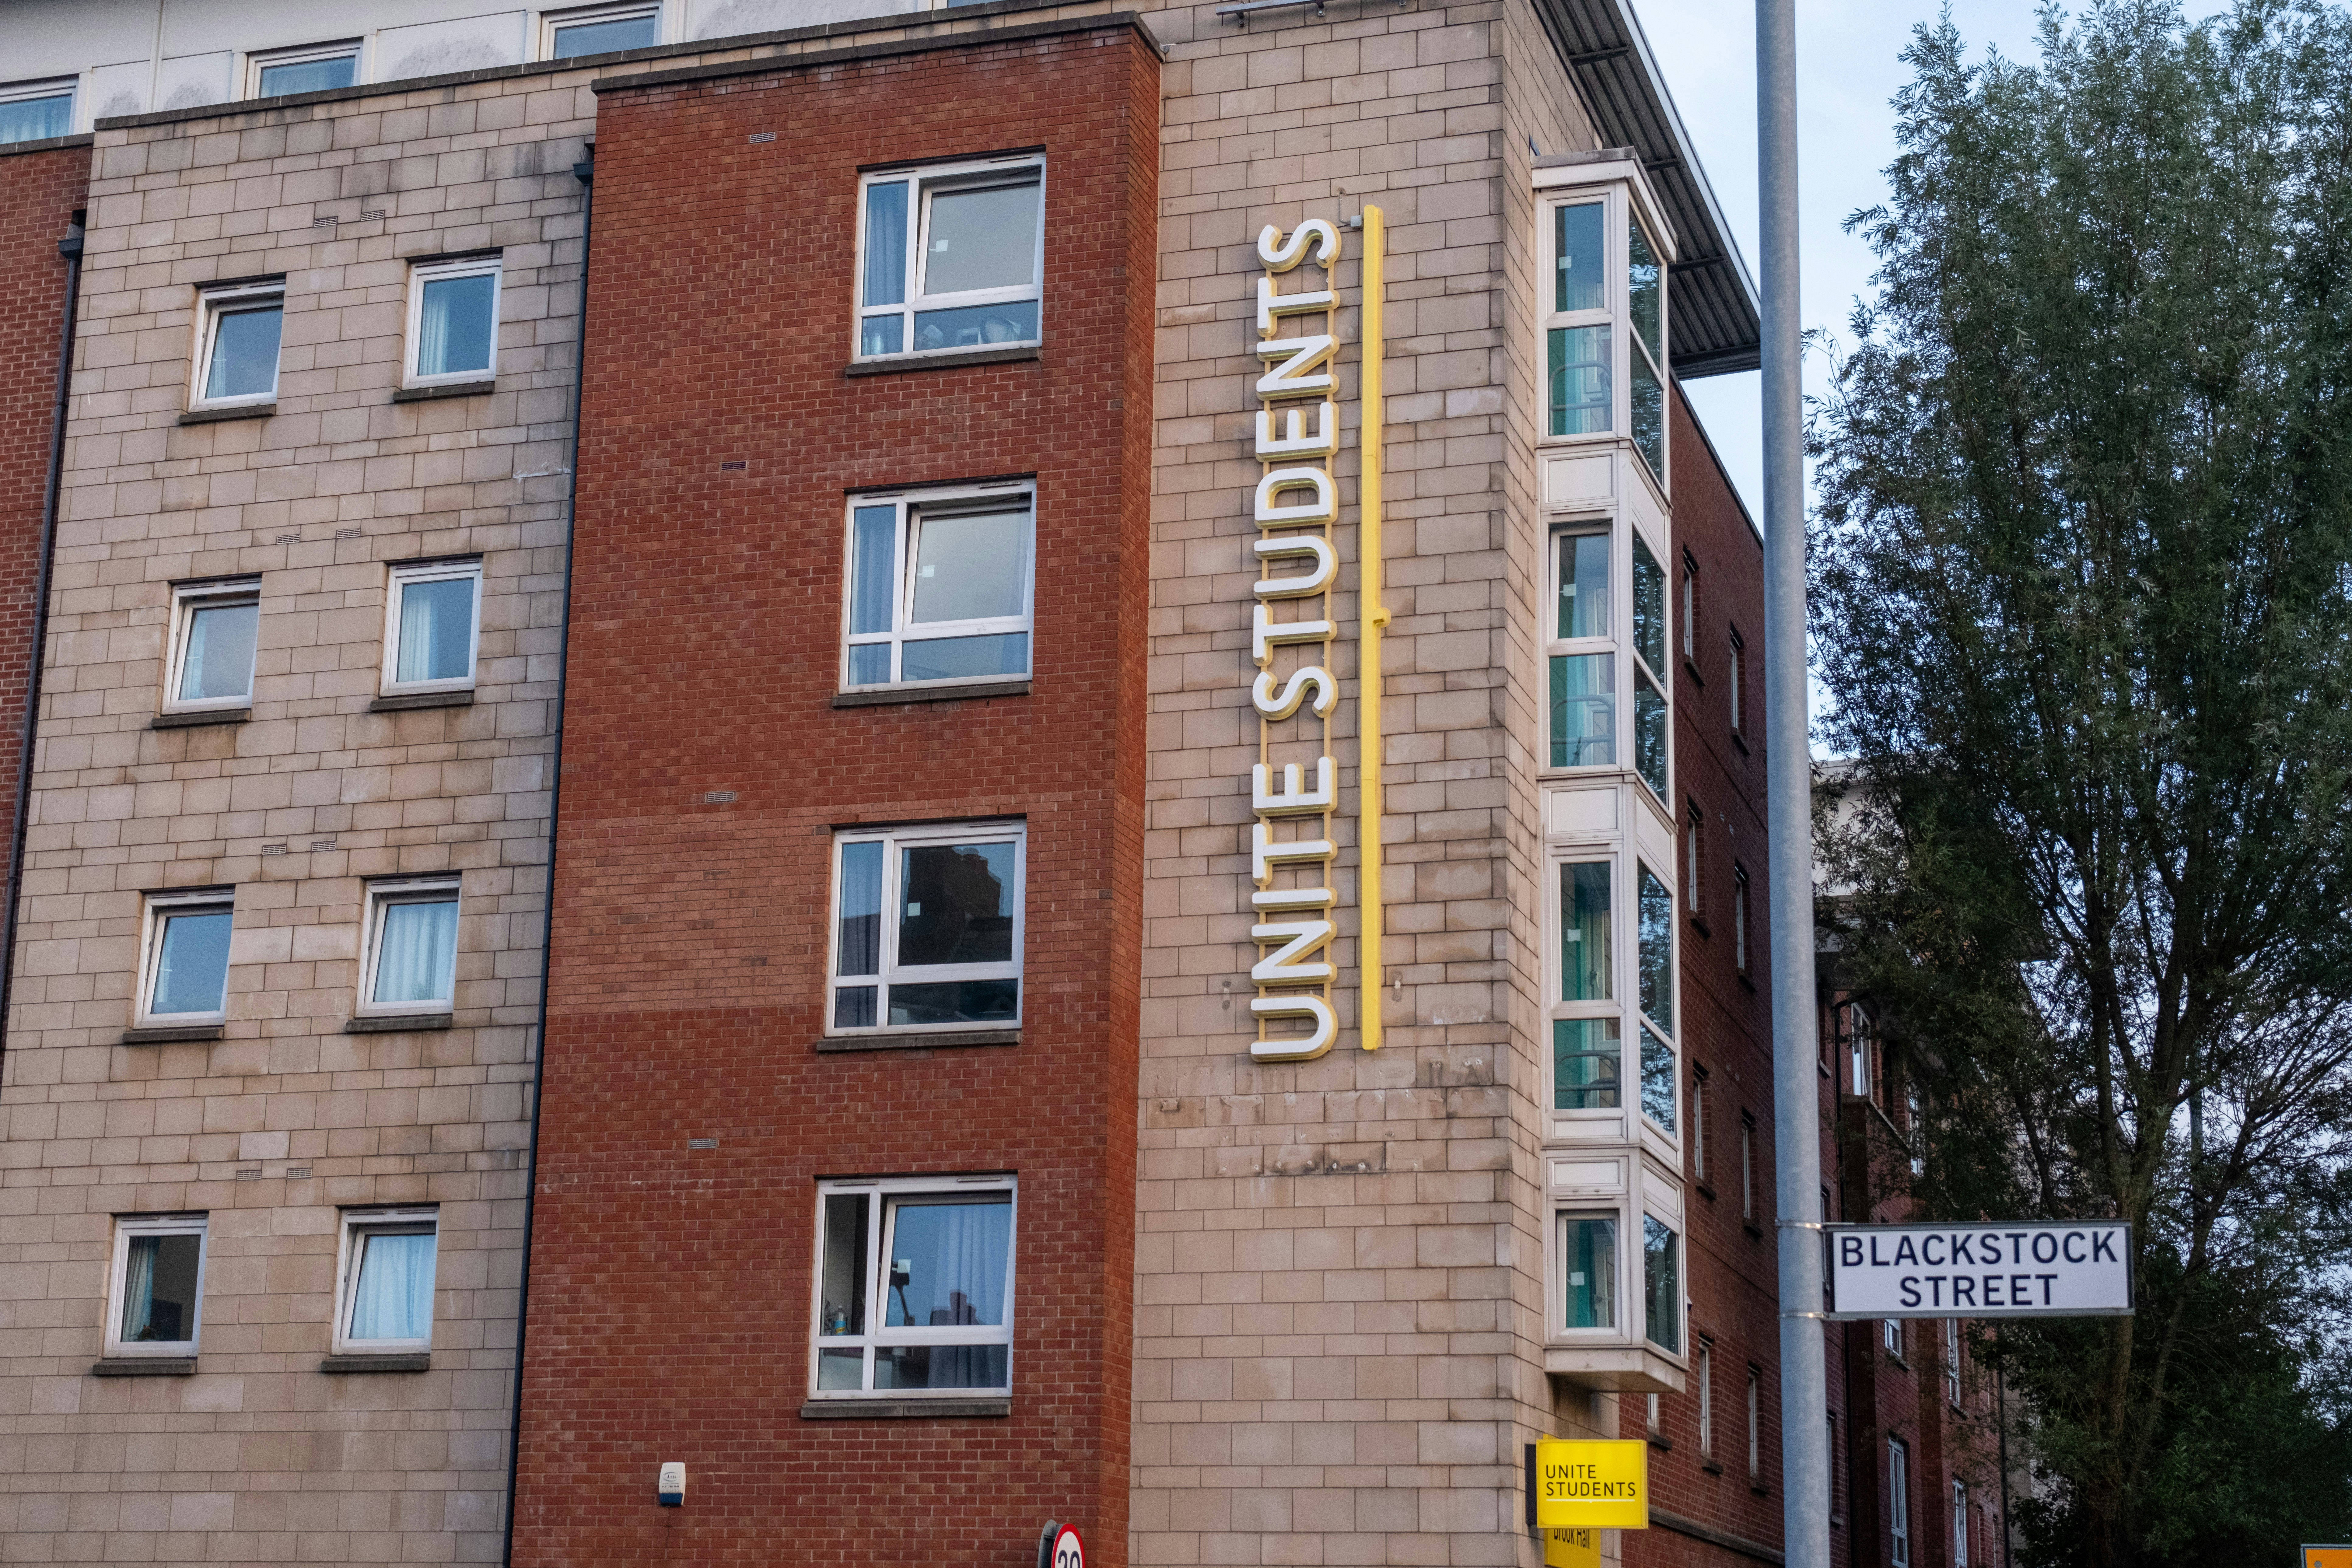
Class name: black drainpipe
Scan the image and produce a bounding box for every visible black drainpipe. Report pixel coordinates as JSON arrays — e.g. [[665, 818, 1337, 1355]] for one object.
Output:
[[500, 147, 591, 1568], [0, 207, 85, 1070]]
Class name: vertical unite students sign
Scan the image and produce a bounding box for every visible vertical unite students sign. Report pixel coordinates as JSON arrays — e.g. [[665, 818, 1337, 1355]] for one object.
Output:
[[1824, 1221, 2133, 1318]]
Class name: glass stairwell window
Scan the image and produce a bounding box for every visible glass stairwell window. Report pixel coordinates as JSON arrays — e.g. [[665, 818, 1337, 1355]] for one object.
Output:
[[1541, 184, 1670, 481], [1637, 862, 1677, 1133], [1552, 860, 1619, 1110], [1548, 528, 1613, 767], [1630, 534, 1669, 801], [1547, 201, 1610, 436], [1627, 211, 1666, 479]]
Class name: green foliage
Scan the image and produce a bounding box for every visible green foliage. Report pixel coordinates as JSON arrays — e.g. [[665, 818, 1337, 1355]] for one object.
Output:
[[1810, 2, 2352, 1562]]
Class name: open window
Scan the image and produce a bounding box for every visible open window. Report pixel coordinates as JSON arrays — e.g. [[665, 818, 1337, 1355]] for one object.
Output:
[[106, 1215, 208, 1358], [138, 890, 235, 1027], [813, 1176, 1015, 1398], [191, 282, 284, 410], [856, 157, 1044, 359], [164, 579, 261, 714]]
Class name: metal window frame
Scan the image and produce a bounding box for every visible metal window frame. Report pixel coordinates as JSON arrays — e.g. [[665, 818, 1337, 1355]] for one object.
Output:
[[839, 481, 1036, 694], [537, 0, 666, 60], [825, 821, 1026, 1035], [807, 1173, 1017, 1399], [852, 155, 1046, 363]]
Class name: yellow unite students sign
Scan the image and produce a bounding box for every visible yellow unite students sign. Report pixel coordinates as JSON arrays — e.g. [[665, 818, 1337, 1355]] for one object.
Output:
[[1533, 1439, 1650, 1531]]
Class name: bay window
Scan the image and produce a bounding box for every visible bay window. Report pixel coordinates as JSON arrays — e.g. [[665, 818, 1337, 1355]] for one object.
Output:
[[1558, 1212, 1619, 1329], [1642, 1214, 1680, 1353], [813, 1176, 1015, 1397], [1638, 863, 1676, 1133], [1542, 181, 1670, 482], [1552, 859, 1618, 1110]]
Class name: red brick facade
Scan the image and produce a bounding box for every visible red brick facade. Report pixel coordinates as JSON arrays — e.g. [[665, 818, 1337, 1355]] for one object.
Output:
[[1625, 384, 1787, 1568], [510, 23, 1159, 1566], [0, 142, 85, 964]]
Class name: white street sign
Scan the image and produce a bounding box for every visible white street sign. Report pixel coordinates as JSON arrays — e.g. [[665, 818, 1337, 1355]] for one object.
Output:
[[1825, 1221, 2133, 1318], [1050, 1524, 1085, 1568]]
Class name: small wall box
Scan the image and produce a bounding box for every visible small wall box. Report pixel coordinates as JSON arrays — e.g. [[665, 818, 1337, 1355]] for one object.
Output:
[[658, 1463, 684, 1507]]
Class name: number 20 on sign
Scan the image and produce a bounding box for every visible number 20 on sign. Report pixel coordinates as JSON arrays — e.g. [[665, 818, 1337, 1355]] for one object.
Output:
[[1534, 1438, 1650, 1531]]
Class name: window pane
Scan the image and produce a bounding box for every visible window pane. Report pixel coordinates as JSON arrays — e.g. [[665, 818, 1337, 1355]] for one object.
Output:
[[179, 600, 258, 702], [1632, 347, 1665, 479], [0, 93, 72, 145], [349, 1231, 435, 1340], [832, 985, 877, 1029], [1547, 324, 1610, 436], [863, 182, 909, 309], [1628, 216, 1662, 360], [897, 842, 1014, 966], [417, 273, 496, 378], [552, 14, 657, 55], [848, 506, 897, 636], [1641, 1025, 1676, 1132], [1549, 653, 1614, 767], [373, 897, 458, 1005], [395, 576, 475, 684], [259, 55, 356, 96], [1555, 202, 1606, 312], [875, 1342, 1009, 1390], [922, 180, 1040, 296], [1634, 670, 1668, 798], [909, 510, 1029, 625], [1559, 862, 1610, 1000], [1557, 532, 1609, 640], [883, 1193, 1010, 1327], [1560, 1214, 1617, 1328], [860, 315, 904, 357], [845, 644, 892, 687], [817, 1348, 865, 1388], [887, 979, 1018, 1027], [1632, 536, 1665, 673], [152, 908, 232, 1016], [819, 1193, 869, 1336], [1552, 1018, 1620, 1109], [1638, 865, 1673, 1033], [836, 841, 882, 978], [1643, 1216, 1679, 1352], [900, 633, 1028, 683], [205, 306, 282, 400], [120, 1232, 202, 1343], [911, 300, 1040, 352]]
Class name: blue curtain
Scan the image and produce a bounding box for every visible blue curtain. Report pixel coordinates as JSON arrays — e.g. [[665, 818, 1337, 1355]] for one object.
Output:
[[374, 898, 457, 1005], [350, 1231, 436, 1341], [863, 182, 908, 307]]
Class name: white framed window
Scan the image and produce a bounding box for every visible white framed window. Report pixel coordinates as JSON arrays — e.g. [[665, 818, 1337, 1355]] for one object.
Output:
[[1889, 1439, 1912, 1567], [1740, 1112, 1756, 1222], [1557, 1209, 1619, 1331], [1645, 1392, 1661, 1434], [541, 1, 663, 58], [137, 890, 235, 1027], [828, 822, 1023, 1032], [1953, 1480, 1970, 1566], [191, 282, 284, 408], [0, 76, 76, 144], [1641, 1214, 1681, 1353], [855, 156, 1045, 359], [1546, 526, 1614, 768], [1852, 1007, 1876, 1098], [1630, 534, 1670, 800], [1685, 800, 1703, 915], [1884, 1316, 1904, 1360], [1689, 1068, 1707, 1182], [359, 877, 461, 1016], [1945, 1317, 1963, 1406], [1550, 855, 1620, 1114], [1696, 1339, 1714, 1455], [334, 1208, 438, 1353], [383, 560, 481, 695], [812, 1175, 1015, 1398], [1728, 628, 1747, 733], [404, 257, 502, 387], [105, 1215, 207, 1357], [1747, 1366, 1762, 1480], [250, 40, 361, 98], [1733, 863, 1751, 975], [1680, 552, 1698, 660], [163, 579, 261, 713], [842, 484, 1034, 690], [1637, 860, 1676, 1133], [1541, 187, 1668, 480]]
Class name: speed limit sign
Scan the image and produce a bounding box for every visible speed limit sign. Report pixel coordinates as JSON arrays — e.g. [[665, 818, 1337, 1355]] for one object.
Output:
[[1049, 1524, 1084, 1568]]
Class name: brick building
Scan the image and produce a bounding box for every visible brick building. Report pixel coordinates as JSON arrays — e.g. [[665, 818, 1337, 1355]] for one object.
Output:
[[0, 2, 1806, 1566]]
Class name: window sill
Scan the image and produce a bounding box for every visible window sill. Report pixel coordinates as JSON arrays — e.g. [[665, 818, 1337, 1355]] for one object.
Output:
[[1730, 730, 1750, 756], [1701, 1458, 1724, 1475], [816, 1027, 1019, 1053], [1744, 1221, 1766, 1241], [152, 707, 250, 729], [92, 1357, 196, 1376], [833, 680, 1030, 709], [320, 1353, 430, 1373], [842, 344, 1040, 377], [1689, 915, 1710, 939], [1647, 1430, 1673, 1451], [391, 380, 495, 403], [370, 690, 475, 712], [122, 1024, 224, 1044], [180, 403, 275, 425], [1684, 656, 1704, 686], [1737, 972, 1756, 993], [799, 1397, 1010, 1419], [1694, 1181, 1716, 1203], [345, 1013, 453, 1034]]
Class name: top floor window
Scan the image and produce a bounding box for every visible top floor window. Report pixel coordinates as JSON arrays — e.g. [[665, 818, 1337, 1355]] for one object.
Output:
[[1542, 184, 1669, 481], [545, 2, 661, 57], [857, 157, 1044, 359], [0, 78, 75, 144], [251, 42, 359, 98]]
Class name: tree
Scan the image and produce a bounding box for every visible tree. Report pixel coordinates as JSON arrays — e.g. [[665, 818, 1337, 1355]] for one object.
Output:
[[1809, 3, 2352, 1563]]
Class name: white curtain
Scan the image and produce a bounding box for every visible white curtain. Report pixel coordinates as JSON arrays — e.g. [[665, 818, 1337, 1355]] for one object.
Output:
[[350, 1231, 436, 1341], [374, 899, 457, 1004], [417, 285, 452, 378], [119, 1236, 157, 1340]]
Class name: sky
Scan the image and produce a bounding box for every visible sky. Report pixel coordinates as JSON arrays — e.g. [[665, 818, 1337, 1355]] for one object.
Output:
[[1635, 0, 2228, 518]]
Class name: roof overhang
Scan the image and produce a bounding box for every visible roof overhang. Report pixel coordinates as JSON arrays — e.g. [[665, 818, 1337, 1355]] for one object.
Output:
[[1535, 0, 1762, 376]]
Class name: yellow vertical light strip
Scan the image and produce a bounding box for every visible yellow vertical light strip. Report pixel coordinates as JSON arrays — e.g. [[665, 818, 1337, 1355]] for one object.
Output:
[[1358, 206, 1388, 1050]]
